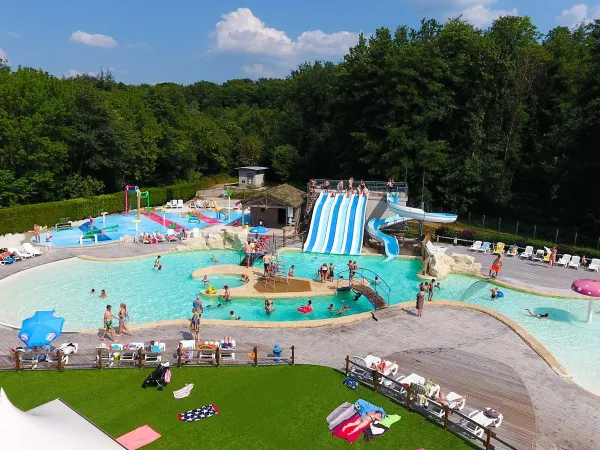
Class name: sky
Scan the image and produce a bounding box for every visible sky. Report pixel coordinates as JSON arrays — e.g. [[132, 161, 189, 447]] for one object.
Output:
[[1, 0, 597, 85]]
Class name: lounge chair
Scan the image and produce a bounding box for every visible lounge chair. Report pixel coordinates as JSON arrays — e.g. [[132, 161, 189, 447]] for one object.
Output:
[[57, 343, 78, 365], [568, 256, 581, 270], [428, 392, 467, 419], [19, 351, 39, 369], [177, 200, 184, 208], [556, 254, 571, 267], [393, 373, 426, 396], [166, 229, 178, 242], [10, 247, 33, 259], [460, 408, 503, 438], [120, 342, 144, 363], [0, 255, 15, 264], [587, 258, 600, 272], [219, 339, 236, 362], [469, 241, 482, 251], [192, 228, 200, 238], [477, 242, 492, 253], [492, 242, 505, 255], [179, 340, 196, 362], [144, 342, 166, 365], [519, 246, 533, 259], [425, 241, 447, 254], [532, 249, 545, 262], [96, 346, 114, 368], [349, 355, 380, 379], [506, 245, 518, 257], [23, 243, 43, 256]]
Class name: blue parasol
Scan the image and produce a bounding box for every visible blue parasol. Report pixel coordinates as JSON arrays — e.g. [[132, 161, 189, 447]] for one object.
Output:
[[18, 310, 65, 347], [249, 225, 269, 234]]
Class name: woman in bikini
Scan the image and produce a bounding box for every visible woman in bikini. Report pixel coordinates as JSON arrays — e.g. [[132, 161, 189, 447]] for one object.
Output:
[[265, 299, 275, 313], [118, 303, 132, 336], [342, 411, 382, 435]]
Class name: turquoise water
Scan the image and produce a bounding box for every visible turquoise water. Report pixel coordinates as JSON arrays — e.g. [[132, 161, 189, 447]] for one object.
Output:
[[0, 249, 599, 394], [203, 274, 246, 289]]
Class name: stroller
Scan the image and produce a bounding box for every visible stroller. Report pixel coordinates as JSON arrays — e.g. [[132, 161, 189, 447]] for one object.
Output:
[[141, 362, 171, 390]]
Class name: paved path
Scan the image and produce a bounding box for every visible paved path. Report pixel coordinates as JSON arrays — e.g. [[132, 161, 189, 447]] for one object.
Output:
[[2, 244, 600, 448]]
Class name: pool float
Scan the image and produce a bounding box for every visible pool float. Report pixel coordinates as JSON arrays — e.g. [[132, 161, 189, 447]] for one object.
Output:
[[205, 285, 216, 294], [496, 291, 504, 298], [297, 305, 313, 314]]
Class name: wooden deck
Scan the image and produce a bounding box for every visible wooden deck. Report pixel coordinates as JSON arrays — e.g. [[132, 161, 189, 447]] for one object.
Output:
[[351, 282, 388, 310], [385, 348, 536, 450]]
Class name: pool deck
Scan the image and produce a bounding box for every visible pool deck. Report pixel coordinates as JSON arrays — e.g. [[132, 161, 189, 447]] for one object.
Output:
[[1, 243, 600, 448]]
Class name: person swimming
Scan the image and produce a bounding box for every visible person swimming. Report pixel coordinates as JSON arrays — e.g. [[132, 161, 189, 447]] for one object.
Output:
[[490, 288, 499, 299], [100, 289, 107, 298], [526, 308, 549, 318], [154, 255, 162, 270], [264, 299, 275, 313], [202, 275, 210, 287], [328, 304, 335, 312], [335, 305, 350, 314], [91, 289, 96, 295], [229, 310, 241, 320]]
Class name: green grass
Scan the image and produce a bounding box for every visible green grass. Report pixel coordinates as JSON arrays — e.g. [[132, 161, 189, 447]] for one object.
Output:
[[0, 366, 475, 450]]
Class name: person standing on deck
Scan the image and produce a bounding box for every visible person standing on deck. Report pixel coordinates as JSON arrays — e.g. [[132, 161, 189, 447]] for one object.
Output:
[[428, 279, 436, 302], [548, 246, 557, 268], [416, 287, 425, 318], [263, 253, 272, 277]]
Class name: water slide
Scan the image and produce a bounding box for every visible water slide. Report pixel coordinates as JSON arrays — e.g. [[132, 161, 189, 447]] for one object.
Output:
[[367, 193, 457, 259], [349, 195, 368, 255], [303, 193, 329, 252], [327, 194, 353, 254], [305, 194, 336, 253]]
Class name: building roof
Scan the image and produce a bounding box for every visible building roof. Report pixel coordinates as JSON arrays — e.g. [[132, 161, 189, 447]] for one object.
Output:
[[236, 166, 268, 171], [240, 184, 305, 208]]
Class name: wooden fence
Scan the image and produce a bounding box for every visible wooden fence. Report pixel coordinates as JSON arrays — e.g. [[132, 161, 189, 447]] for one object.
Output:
[[344, 357, 518, 450], [0, 345, 295, 372]]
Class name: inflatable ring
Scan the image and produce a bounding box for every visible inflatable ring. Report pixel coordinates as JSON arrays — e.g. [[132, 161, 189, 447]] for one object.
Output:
[[497, 291, 504, 298], [205, 286, 216, 294], [247, 352, 255, 359], [297, 306, 313, 314], [198, 344, 216, 350]]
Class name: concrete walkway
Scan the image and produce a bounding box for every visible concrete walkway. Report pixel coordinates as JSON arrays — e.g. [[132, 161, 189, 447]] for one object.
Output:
[[2, 244, 600, 448]]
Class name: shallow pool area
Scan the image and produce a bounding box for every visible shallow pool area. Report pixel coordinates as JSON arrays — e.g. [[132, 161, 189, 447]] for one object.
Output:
[[203, 274, 247, 289], [1, 249, 599, 394]]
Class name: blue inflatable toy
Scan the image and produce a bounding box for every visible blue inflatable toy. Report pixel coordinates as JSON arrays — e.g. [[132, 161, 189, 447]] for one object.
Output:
[[497, 291, 504, 298], [343, 378, 358, 390]]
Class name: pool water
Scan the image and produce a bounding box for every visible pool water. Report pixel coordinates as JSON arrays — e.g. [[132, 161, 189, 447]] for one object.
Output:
[[32, 211, 250, 247], [1, 249, 599, 394], [203, 274, 246, 289]]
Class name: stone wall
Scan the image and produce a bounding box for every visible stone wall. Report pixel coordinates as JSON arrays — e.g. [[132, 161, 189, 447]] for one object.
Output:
[[174, 228, 248, 252], [426, 252, 482, 279]]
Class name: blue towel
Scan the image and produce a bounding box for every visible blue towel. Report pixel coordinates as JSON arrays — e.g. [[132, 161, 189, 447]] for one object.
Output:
[[354, 399, 386, 419]]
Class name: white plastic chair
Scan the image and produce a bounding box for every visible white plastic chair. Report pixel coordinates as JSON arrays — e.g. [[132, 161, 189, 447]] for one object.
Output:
[[461, 408, 503, 438], [428, 392, 466, 419], [519, 246, 534, 259], [469, 241, 482, 251], [568, 256, 581, 269], [477, 242, 491, 253], [556, 254, 571, 267], [587, 258, 600, 272], [23, 243, 44, 256], [177, 200, 184, 208]]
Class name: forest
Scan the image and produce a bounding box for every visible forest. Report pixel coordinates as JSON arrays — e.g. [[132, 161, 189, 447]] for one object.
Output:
[[1, 16, 600, 234]]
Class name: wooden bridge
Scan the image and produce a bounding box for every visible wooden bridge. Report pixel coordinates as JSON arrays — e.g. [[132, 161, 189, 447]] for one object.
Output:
[[351, 283, 388, 310]]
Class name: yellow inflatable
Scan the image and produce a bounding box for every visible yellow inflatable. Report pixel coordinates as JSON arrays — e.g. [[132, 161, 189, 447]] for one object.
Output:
[[205, 285, 216, 294]]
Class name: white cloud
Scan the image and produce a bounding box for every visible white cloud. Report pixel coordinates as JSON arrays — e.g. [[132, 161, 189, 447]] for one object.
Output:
[[64, 69, 99, 78], [7, 31, 20, 38], [210, 8, 358, 59], [68, 30, 118, 48], [242, 63, 280, 78], [0, 48, 8, 62], [556, 3, 600, 27], [126, 41, 150, 50], [458, 4, 518, 27]]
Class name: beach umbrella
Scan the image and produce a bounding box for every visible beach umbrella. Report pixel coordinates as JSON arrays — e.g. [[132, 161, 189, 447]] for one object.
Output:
[[571, 279, 600, 323], [18, 310, 65, 347], [249, 225, 269, 234]]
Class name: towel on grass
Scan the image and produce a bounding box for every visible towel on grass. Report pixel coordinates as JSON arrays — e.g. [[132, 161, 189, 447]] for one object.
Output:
[[326, 402, 356, 430], [116, 425, 161, 450], [173, 383, 194, 399], [354, 399, 386, 419], [332, 414, 369, 443], [363, 414, 401, 443], [178, 404, 220, 422]]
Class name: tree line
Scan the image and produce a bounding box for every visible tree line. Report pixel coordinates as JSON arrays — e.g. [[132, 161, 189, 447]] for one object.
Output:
[[1, 16, 600, 234]]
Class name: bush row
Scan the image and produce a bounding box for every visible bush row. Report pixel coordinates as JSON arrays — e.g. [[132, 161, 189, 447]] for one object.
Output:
[[0, 176, 234, 235], [435, 226, 600, 259]]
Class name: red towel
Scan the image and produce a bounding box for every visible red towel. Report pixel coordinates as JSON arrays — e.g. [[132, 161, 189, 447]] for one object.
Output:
[[332, 414, 369, 443]]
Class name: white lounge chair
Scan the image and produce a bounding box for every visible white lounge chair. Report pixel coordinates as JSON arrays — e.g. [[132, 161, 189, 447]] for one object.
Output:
[[96, 345, 114, 368], [505, 245, 518, 257], [349, 355, 380, 379], [428, 392, 467, 419], [555, 254, 571, 267], [219, 339, 236, 362], [477, 242, 492, 253], [10, 247, 33, 259], [144, 342, 166, 365], [588, 258, 600, 272], [23, 243, 44, 256], [426, 241, 447, 254], [57, 343, 78, 365], [177, 199, 184, 208], [460, 408, 503, 438], [179, 340, 196, 362], [532, 249, 545, 262], [519, 246, 533, 259], [120, 342, 144, 363], [568, 256, 581, 270], [469, 241, 482, 251], [393, 373, 426, 396]]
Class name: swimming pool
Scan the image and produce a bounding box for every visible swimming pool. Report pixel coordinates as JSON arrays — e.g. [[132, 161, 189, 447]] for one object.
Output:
[[204, 274, 246, 289], [1, 249, 599, 394], [32, 211, 250, 247]]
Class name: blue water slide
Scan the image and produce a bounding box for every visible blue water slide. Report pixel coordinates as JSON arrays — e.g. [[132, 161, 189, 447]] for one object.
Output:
[[329, 195, 352, 254], [322, 195, 345, 253], [342, 196, 361, 254], [307, 194, 336, 253], [303, 193, 327, 252], [350, 195, 368, 255], [366, 215, 407, 260]]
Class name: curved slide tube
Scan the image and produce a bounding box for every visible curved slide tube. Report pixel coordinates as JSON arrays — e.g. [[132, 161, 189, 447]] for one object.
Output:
[[366, 216, 407, 260], [387, 193, 457, 223]]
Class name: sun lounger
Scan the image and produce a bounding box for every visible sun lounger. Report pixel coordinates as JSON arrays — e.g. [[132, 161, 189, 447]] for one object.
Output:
[[426, 241, 447, 254], [19, 351, 39, 369], [519, 245, 533, 259], [492, 242, 505, 255], [177, 200, 184, 208], [587, 258, 600, 272], [568, 256, 581, 269], [23, 243, 44, 256], [179, 340, 196, 362], [532, 249, 545, 262], [219, 339, 236, 362], [10, 247, 33, 259], [166, 229, 178, 242], [121, 342, 144, 363], [96, 346, 114, 368], [144, 342, 166, 365], [393, 373, 426, 396], [468, 241, 482, 251], [349, 355, 380, 379], [460, 408, 503, 438], [556, 254, 571, 267], [477, 242, 491, 253], [505, 245, 518, 257], [192, 228, 200, 238], [428, 392, 466, 419]]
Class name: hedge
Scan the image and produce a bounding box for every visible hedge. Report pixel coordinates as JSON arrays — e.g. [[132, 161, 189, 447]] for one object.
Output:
[[0, 175, 236, 235], [434, 226, 600, 259]]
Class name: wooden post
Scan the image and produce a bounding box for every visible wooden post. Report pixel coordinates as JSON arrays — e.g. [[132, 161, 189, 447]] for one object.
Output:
[[57, 350, 63, 372], [345, 355, 350, 376], [443, 405, 449, 430], [137, 348, 144, 369], [97, 349, 103, 370], [406, 385, 413, 409], [253, 346, 258, 366], [486, 428, 495, 450], [215, 346, 220, 367], [177, 345, 182, 368], [15, 351, 22, 372], [283, 230, 286, 247], [291, 345, 295, 366]]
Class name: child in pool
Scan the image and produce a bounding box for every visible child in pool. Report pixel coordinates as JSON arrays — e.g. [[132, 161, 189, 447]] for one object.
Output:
[[490, 288, 498, 299], [202, 275, 210, 287], [328, 304, 334, 312]]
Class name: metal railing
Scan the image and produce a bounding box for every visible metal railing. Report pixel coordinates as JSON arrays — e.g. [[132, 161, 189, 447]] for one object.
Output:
[[344, 357, 518, 450], [335, 268, 391, 307], [307, 179, 408, 195]]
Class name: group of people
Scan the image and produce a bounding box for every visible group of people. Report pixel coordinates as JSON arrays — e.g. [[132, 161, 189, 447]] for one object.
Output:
[[328, 303, 350, 315], [317, 262, 336, 282], [415, 279, 440, 318], [308, 178, 370, 198], [0, 248, 18, 263], [243, 238, 267, 268], [100, 302, 132, 341]]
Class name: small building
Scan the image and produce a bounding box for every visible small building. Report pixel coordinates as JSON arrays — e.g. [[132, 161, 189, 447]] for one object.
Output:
[[239, 184, 305, 228], [237, 166, 268, 188]]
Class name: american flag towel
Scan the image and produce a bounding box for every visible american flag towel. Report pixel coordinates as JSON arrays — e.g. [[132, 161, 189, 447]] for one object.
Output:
[[178, 404, 220, 422]]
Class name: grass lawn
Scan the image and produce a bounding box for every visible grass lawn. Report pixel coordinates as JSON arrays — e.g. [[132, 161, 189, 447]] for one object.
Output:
[[0, 365, 476, 449]]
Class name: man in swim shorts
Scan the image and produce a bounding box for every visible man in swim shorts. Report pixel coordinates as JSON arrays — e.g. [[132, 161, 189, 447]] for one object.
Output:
[[193, 296, 203, 315], [263, 253, 272, 277], [244, 242, 253, 268], [100, 305, 117, 341]]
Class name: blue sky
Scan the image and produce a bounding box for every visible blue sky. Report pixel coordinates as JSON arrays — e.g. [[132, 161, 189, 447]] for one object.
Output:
[[0, 0, 596, 84]]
